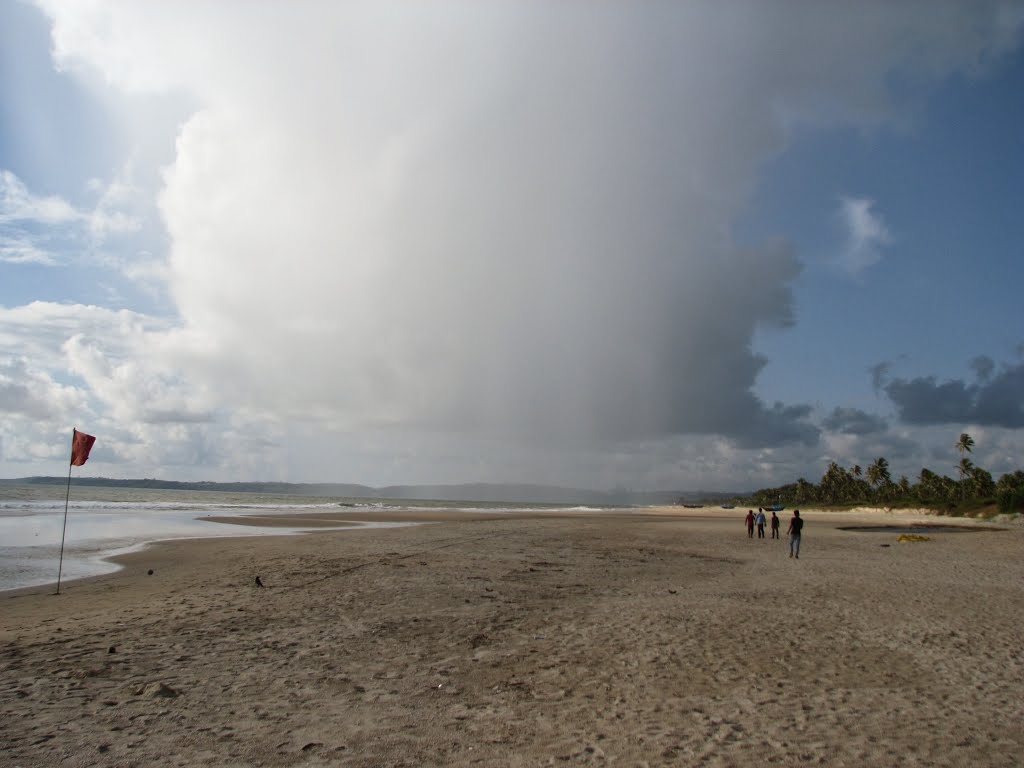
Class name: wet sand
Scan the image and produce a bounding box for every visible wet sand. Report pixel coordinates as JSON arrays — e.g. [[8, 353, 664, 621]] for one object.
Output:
[[2, 508, 1021, 767]]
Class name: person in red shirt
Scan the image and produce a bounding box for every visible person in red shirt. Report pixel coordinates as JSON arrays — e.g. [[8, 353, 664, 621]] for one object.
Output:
[[745, 510, 755, 538]]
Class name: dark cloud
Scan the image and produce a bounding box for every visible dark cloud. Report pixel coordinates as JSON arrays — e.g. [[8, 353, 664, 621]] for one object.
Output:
[[970, 355, 995, 382], [884, 361, 1024, 428], [733, 402, 820, 448], [822, 406, 888, 435]]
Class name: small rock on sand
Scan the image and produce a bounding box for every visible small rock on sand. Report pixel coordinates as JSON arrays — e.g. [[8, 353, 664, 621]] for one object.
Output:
[[135, 682, 180, 698]]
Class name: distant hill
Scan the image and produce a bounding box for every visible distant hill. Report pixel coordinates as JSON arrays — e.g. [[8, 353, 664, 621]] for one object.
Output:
[[0, 476, 745, 506]]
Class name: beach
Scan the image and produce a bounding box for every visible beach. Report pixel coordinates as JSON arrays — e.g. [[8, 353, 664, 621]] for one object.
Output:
[[2, 508, 1022, 767]]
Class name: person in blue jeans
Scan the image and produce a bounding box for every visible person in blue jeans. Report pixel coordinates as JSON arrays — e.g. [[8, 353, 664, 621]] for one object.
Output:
[[787, 510, 804, 558]]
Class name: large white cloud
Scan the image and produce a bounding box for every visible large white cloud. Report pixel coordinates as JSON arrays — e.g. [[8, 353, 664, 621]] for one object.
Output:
[[10, 1, 1022, 485]]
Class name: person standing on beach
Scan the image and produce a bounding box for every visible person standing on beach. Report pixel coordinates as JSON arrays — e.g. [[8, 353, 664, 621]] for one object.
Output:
[[745, 510, 755, 538], [755, 508, 767, 539], [787, 510, 803, 558], [770, 511, 780, 539]]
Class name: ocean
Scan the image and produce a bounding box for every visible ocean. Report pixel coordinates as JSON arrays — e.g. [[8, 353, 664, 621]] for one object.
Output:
[[0, 483, 603, 592]]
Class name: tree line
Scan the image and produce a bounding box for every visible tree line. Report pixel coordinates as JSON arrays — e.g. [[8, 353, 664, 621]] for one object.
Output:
[[746, 433, 1024, 515]]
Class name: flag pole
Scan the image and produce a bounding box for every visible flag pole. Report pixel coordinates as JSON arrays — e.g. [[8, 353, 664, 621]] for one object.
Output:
[[56, 430, 76, 595]]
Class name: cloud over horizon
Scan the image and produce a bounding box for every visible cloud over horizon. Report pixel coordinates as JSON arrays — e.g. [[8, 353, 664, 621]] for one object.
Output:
[[2, 2, 1023, 488]]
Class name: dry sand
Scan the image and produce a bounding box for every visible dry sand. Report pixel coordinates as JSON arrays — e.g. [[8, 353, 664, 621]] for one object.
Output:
[[2, 508, 1022, 767]]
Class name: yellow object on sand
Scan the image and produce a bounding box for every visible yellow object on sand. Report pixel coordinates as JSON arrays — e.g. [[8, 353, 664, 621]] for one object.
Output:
[[897, 534, 931, 543]]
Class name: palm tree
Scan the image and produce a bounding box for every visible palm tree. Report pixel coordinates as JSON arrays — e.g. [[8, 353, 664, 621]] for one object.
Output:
[[852, 464, 862, 479], [956, 456, 976, 501], [898, 475, 911, 498], [867, 457, 891, 499], [969, 465, 995, 498], [996, 470, 1024, 513], [795, 477, 815, 504], [820, 462, 852, 504], [956, 457, 975, 482], [956, 433, 975, 457]]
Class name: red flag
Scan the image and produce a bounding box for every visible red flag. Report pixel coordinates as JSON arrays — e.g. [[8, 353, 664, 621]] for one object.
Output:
[[70, 429, 96, 466]]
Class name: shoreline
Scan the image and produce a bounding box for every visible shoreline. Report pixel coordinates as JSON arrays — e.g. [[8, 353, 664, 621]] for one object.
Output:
[[0, 507, 605, 598]]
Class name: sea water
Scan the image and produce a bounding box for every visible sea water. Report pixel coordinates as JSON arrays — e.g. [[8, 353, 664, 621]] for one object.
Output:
[[0, 488, 397, 592], [0, 484, 604, 592]]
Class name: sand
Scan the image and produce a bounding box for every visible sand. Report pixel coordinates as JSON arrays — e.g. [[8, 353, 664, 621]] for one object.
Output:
[[2, 508, 1022, 767]]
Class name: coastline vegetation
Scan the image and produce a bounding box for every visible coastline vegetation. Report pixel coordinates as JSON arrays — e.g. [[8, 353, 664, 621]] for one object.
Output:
[[744, 433, 1024, 518]]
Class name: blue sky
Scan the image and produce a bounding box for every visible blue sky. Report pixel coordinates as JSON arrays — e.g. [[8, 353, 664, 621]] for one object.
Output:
[[1, 1, 1023, 491], [747, 52, 1024, 409]]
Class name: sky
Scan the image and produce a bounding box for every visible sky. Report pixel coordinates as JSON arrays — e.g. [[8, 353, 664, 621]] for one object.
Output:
[[1, 0, 1023, 492]]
